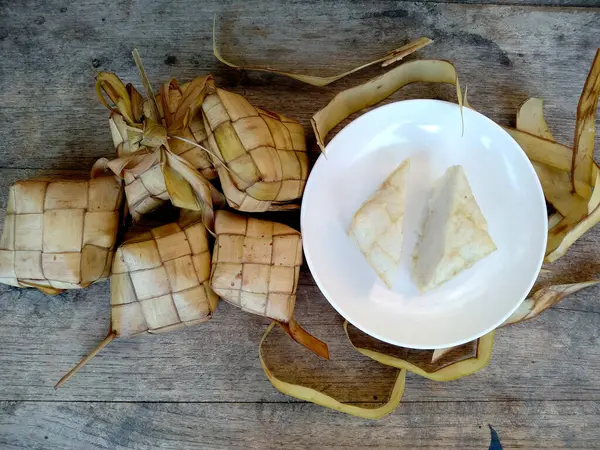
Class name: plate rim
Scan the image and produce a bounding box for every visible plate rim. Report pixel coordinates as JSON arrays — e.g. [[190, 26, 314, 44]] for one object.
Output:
[[301, 98, 548, 349]]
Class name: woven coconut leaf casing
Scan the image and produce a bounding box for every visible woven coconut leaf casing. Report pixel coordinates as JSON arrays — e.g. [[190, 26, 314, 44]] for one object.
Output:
[[210, 210, 301, 322], [111, 218, 218, 337], [202, 89, 308, 212], [0, 174, 122, 293], [108, 80, 218, 221]]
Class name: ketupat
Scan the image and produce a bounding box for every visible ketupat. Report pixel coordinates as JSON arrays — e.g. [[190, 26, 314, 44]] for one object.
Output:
[[15, 26, 598, 420], [0, 164, 123, 294], [99, 60, 310, 219], [98, 73, 219, 221], [201, 89, 309, 212], [206, 35, 600, 418], [211, 210, 300, 321], [55, 214, 218, 388], [348, 159, 410, 288], [110, 217, 219, 335], [210, 210, 328, 358], [412, 165, 496, 292]]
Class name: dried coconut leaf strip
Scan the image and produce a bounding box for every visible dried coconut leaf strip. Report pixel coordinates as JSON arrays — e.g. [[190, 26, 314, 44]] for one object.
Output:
[[344, 322, 494, 382], [109, 114, 142, 156], [546, 204, 600, 263], [431, 347, 453, 363], [276, 319, 330, 360], [516, 98, 555, 141], [433, 282, 599, 362], [96, 72, 139, 125], [463, 86, 472, 110], [510, 89, 600, 262], [511, 96, 600, 260], [132, 48, 160, 122], [18, 280, 63, 296], [213, 16, 432, 87], [140, 119, 168, 148], [502, 128, 572, 172], [160, 80, 179, 130], [159, 146, 225, 233], [55, 332, 117, 389], [343, 321, 483, 373], [588, 167, 600, 214], [172, 75, 216, 131], [531, 163, 588, 219], [572, 49, 600, 198], [501, 281, 599, 327], [158, 76, 218, 133], [311, 59, 463, 151], [514, 98, 590, 219], [548, 213, 564, 229], [259, 322, 405, 419], [505, 128, 597, 217]]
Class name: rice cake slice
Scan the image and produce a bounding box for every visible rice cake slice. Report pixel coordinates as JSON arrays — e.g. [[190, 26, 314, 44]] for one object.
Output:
[[348, 160, 410, 288], [412, 165, 496, 292]]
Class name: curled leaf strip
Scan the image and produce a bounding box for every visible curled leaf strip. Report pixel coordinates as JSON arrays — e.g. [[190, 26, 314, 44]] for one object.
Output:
[[344, 322, 494, 382], [259, 323, 406, 419], [275, 318, 330, 360], [310, 59, 463, 151], [502, 281, 600, 327], [213, 16, 432, 87]]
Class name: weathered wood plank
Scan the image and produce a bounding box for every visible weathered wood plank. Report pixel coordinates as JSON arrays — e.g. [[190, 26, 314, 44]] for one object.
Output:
[[0, 171, 597, 402], [0, 152, 598, 404], [0, 1, 599, 169], [2, 0, 600, 446], [1, 279, 599, 402], [2, 400, 600, 450]]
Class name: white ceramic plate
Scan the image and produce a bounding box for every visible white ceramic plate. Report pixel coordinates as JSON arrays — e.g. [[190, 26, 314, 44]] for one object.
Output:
[[301, 99, 547, 349]]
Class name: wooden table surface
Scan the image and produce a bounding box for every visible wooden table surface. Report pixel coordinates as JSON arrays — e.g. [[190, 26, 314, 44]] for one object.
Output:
[[2, 0, 600, 448]]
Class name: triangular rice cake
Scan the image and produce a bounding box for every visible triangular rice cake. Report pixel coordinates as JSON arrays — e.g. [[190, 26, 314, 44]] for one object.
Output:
[[348, 160, 410, 288], [413, 165, 496, 292]]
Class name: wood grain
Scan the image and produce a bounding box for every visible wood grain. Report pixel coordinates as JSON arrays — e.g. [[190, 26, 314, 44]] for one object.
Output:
[[2, 0, 600, 448], [0, 1, 599, 169], [1, 280, 600, 402], [2, 400, 600, 450]]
